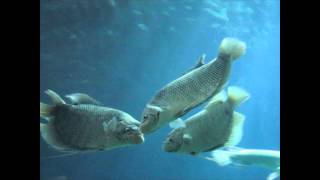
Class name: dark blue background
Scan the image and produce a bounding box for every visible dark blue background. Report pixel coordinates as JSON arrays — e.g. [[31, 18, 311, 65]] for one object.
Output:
[[40, 0, 279, 179]]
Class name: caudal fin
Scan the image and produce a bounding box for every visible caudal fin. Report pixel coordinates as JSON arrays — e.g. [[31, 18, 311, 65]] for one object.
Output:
[[40, 103, 54, 120], [219, 37, 246, 61], [40, 89, 65, 120], [227, 86, 250, 107]]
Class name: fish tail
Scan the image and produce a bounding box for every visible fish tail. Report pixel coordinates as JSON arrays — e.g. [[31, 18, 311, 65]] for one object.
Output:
[[41, 89, 65, 120], [219, 37, 246, 61], [227, 86, 250, 107], [40, 102, 54, 120]]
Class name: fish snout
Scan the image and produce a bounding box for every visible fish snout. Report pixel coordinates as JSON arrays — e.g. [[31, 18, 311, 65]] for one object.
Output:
[[125, 126, 144, 144], [140, 120, 155, 134], [162, 141, 174, 152]]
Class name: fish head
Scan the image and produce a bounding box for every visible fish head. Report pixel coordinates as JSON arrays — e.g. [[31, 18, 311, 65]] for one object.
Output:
[[162, 128, 185, 153], [114, 115, 144, 144], [140, 105, 163, 134]]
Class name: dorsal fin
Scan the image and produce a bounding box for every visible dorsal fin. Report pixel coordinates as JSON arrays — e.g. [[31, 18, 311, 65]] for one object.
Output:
[[182, 53, 207, 75], [45, 89, 66, 105], [194, 53, 206, 68], [65, 93, 101, 105]]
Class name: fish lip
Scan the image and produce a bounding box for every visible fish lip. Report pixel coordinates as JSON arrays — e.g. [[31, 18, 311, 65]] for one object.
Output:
[[126, 128, 144, 144], [162, 141, 172, 152], [140, 121, 153, 134], [131, 133, 145, 144], [163, 145, 174, 152]]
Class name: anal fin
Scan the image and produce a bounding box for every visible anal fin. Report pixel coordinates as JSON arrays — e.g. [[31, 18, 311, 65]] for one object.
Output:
[[224, 111, 245, 147], [40, 123, 71, 151]]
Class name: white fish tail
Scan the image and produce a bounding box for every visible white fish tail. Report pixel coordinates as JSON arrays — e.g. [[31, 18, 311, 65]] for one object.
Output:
[[40, 102, 54, 120], [227, 86, 250, 107], [219, 37, 246, 61]]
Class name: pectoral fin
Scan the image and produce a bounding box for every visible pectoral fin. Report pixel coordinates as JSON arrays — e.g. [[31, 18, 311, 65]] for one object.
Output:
[[169, 118, 186, 129]]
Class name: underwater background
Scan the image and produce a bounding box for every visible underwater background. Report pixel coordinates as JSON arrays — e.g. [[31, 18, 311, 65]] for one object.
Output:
[[40, 0, 280, 180]]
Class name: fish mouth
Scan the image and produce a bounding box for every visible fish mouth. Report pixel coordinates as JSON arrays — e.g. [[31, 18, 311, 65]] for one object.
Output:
[[130, 133, 144, 144], [140, 121, 155, 134], [162, 141, 175, 152], [163, 144, 175, 152], [162, 138, 181, 153], [125, 127, 144, 144]]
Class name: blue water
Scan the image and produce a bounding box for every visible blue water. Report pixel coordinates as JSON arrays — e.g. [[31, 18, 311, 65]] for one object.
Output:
[[40, 0, 280, 180]]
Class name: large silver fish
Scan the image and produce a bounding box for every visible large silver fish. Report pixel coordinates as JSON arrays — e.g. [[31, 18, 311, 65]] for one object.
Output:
[[163, 86, 249, 155], [205, 147, 280, 180], [40, 90, 144, 153], [140, 38, 246, 134]]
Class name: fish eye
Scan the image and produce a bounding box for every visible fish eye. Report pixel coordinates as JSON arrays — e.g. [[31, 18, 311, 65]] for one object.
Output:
[[169, 138, 174, 143], [143, 115, 148, 119], [124, 127, 131, 132]]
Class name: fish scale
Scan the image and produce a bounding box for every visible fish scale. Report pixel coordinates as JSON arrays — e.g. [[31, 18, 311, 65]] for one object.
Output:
[[163, 86, 249, 155], [142, 38, 244, 134], [73, 105, 112, 149], [186, 103, 233, 153], [151, 57, 231, 116], [40, 90, 144, 152], [53, 104, 110, 150]]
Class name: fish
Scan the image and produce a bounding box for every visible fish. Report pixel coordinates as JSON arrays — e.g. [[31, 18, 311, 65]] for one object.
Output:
[[140, 37, 246, 134], [137, 23, 149, 31], [204, 147, 280, 180], [40, 90, 144, 153], [203, 8, 229, 22], [162, 86, 249, 155]]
